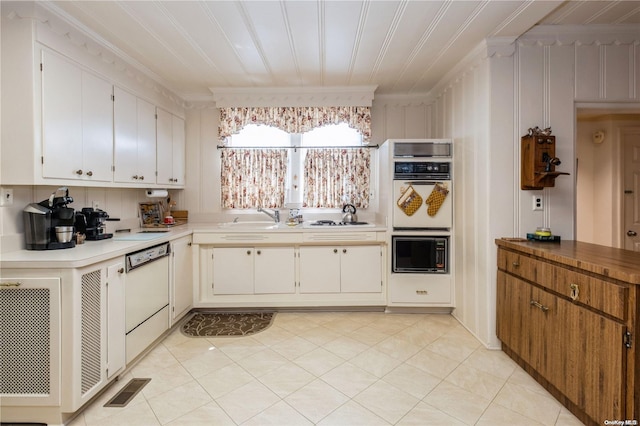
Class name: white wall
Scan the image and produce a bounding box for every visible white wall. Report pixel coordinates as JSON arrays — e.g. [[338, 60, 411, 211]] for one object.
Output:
[[576, 115, 640, 247]]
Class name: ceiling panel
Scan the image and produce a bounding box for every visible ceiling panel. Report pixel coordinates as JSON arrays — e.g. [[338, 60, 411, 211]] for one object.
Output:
[[41, 0, 640, 102]]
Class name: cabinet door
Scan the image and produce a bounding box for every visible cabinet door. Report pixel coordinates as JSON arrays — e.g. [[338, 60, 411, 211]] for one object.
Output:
[[82, 72, 113, 182], [106, 263, 126, 379], [340, 246, 381, 293], [254, 247, 295, 294], [555, 293, 626, 422], [172, 115, 185, 185], [136, 98, 156, 184], [171, 236, 193, 323], [156, 108, 173, 185], [41, 50, 83, 179], [0, 277, 61, 406], [299, 247, 340, 293], [113, 87, 138, 183], [496, 271, 534, 364], [212, 247, 253, 294]]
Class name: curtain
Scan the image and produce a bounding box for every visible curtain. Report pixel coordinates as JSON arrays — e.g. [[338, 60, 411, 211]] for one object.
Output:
[[220, 149, 288, 209], [219, 106, 371, 143], [303, 148, 370, 209]]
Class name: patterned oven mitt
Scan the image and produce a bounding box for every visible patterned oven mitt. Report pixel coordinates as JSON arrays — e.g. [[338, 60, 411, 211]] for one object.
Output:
[[425, 183, 449, 217], [396, 185, 423, 216]]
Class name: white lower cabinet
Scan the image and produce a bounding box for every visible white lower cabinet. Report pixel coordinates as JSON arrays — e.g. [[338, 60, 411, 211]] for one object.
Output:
[[0, 257, 126, 425], [171, 235, 193, 324], [212, 246, 295, 295], [299, 245, 382, 293]]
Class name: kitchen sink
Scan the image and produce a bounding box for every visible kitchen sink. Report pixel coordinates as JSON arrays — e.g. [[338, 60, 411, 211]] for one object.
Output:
[[218, 221, 288, 230]]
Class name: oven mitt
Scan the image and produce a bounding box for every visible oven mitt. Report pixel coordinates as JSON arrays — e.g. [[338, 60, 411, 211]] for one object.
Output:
[[397, 185, 423, 216], [425, 183, 449, 217]]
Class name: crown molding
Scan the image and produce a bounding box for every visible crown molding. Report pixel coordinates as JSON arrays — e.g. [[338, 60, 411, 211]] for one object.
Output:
[[519, 24, 640, 46], [210, 85, 378, 107]]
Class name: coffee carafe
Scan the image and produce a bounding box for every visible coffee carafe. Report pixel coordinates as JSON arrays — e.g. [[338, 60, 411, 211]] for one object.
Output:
[[23, 187, 76, 250]]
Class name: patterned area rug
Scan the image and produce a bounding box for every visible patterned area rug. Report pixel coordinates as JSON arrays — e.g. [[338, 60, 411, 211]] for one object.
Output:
[[181, 312, 275, 337]]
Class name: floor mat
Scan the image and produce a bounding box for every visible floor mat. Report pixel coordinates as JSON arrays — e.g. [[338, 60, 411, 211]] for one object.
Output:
[[181, 312, 275, 337]]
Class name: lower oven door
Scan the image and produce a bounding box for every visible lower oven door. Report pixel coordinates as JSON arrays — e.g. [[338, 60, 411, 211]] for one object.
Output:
[[393, 180, 452, 229], [392, 236, 448, 273]]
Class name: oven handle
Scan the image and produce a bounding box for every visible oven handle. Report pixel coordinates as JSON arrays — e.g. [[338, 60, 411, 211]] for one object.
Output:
[[397, 181, 447, 186]]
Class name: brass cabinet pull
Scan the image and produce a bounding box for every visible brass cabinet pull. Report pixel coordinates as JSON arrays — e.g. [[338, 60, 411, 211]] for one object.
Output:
[[246, 250, 251, 255], [569, 283, 579, 301], [117, 268, 125, 274], [139, 176, 144, 180], [416, 290, 429, 295], [512, 261, 520, 267], [257, 250, 261, 255], [342, 249, 347, 254], [86, 171, 93, 176], [530, 300, 549, 312], [132, 175, 139, 180], [75, 169, 83, 175], [333, 249, 338, 254], [0, 281, 22, 287]]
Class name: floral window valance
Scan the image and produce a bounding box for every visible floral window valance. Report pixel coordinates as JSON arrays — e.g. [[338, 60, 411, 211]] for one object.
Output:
[[218, 106, 371, 143]]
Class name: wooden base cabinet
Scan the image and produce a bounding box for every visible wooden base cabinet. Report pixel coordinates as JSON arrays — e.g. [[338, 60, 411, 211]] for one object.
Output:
[[496, 240, 638, 426]]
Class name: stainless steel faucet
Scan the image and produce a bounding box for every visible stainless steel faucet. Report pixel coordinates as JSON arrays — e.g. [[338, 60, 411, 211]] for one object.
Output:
[[257, 207, 280, 224]]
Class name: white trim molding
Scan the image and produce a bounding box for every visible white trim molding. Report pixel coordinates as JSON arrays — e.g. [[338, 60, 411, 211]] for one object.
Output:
[[210, 85, 378, 107]]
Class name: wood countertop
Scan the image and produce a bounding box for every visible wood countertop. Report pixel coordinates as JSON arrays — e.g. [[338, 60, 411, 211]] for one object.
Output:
[[495, 238, 640, 285]]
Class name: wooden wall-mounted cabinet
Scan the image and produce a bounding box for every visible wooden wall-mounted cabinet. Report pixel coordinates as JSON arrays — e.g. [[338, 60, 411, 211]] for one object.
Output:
[[521, 134, 569, 190]]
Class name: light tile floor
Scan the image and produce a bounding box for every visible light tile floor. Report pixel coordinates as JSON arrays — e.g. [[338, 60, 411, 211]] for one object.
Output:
[[69, 312, 585, 425]]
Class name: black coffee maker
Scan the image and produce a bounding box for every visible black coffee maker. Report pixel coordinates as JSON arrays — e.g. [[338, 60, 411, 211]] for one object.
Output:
[[23, 187, 76, 250], [76, 207, 113, 240]]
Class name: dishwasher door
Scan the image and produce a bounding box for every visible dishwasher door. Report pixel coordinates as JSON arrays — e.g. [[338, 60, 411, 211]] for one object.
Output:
[[125, 255, 169, 332]]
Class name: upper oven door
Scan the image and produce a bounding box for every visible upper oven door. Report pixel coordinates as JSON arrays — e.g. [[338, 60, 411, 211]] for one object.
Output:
[[393, 180, 452, 229]]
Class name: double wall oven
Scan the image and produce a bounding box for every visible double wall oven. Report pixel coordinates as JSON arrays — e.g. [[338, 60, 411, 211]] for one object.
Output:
[[390, 141, 452, 275]]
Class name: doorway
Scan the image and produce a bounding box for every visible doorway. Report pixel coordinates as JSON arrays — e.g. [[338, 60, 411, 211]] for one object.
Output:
[[575, 108, 640, 249]]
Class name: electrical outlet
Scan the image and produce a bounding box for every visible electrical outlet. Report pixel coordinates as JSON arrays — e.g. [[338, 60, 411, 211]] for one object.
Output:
[[0, 188, 14, 206], [532, 195, 543, 211]]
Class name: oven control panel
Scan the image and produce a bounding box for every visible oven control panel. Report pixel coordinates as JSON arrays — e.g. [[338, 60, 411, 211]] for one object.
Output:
[[394, 161, 451, 180]]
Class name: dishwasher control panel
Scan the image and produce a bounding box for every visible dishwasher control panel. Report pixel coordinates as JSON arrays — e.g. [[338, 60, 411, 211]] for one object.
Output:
[[126, 242, 170, 271]]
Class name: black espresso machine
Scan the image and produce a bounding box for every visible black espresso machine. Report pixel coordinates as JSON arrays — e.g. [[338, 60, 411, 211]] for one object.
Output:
[[75, 207, 113, 240], [23, 187, 76, 250]]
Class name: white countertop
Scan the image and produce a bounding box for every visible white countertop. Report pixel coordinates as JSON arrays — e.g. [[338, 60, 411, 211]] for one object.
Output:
[[1, 222, 387, 269]]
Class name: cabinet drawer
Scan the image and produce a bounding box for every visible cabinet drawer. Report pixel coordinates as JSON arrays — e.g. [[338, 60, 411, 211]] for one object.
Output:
[[389, 275, 451, 304], [498, 249, 549, 282], [547, 267, 626, 321]]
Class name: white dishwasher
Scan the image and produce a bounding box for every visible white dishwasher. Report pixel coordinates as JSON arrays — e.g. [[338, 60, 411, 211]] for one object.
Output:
[[125, 242, 170, 363]]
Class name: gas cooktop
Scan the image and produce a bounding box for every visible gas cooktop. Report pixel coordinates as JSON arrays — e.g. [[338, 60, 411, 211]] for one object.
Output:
[[309, 220, 370, 226]]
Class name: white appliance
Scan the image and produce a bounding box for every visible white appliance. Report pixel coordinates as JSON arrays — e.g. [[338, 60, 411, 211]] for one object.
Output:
[[392, 160, 452, 229], [125, 242, 170, 363]]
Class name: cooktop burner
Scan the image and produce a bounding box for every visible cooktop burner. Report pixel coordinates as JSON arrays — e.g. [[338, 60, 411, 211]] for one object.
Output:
[[309, 220, 369, 226]]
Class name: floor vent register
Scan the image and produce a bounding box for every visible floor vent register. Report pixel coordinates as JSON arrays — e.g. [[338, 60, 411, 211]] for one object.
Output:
[[103, 378, 151, 408]]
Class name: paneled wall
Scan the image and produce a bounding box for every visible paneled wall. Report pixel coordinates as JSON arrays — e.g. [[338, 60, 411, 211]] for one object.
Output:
[[428, 26, 640, 348]]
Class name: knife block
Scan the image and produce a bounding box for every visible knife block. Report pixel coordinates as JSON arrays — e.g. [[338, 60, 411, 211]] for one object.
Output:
[[521, 134, 569, 190]]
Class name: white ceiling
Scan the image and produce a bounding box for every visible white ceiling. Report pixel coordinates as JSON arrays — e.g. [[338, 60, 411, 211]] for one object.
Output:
[[46, 1, 640, 102]]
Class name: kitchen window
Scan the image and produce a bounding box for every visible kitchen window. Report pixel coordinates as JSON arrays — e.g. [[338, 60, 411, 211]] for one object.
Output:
[[220, 123, 370, 209]]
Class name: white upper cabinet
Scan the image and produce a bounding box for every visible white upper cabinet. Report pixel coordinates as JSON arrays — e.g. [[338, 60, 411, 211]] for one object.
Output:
[[156, 108, 185, 187], [113, 87, 157, 185], [41, 50, 113, 182]]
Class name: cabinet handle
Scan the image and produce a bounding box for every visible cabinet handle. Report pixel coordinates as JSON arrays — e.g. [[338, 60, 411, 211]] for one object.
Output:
[[117, 268, 124, 274], [257, 250, 261, 255], [333, 249, 338, 254], [342, 249, 347, 254], [569, 283, 579, 301], [132, 175, 139, 180], [416, 290, 429, 295], [247, 250, 251, 255], [75, 169, 83, 175], [0, 281, 22, 287], [139, 176, 144, 180], [530, 300, 549, 312], [512, 261, 520, 267], [86, 171, 93, 177]]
